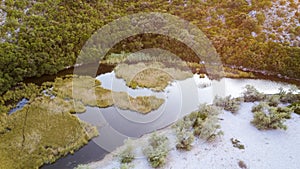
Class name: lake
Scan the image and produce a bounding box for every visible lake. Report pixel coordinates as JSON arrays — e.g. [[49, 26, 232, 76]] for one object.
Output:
[[42, 71, 298, 169]]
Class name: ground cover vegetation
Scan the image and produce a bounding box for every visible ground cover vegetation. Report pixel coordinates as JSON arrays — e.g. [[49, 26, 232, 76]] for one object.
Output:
[[1, 0, 300, 95], [0, 75, 165, 168]]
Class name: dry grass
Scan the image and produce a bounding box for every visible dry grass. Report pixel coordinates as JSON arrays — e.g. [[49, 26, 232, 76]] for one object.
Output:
[[113, 92, 164, 114], [115, 62, 193, 91], [0, 96, 98, 169], [52, 75, 164, 114], [0, 74, 165, 168]]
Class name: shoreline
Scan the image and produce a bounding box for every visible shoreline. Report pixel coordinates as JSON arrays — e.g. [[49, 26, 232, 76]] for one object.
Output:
[[80, 103, 300, 169], [18, 62, 300, 92]]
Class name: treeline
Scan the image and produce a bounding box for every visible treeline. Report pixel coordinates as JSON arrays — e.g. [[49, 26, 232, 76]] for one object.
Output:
[[1, 0, 300, 94]]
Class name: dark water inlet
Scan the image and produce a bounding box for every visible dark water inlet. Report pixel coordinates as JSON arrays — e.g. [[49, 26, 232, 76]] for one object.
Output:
[[42, 141, 108, 169], [23, 63, 115, 85]]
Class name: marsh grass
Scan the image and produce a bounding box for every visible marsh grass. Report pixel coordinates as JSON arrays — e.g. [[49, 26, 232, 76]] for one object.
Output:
[[0, 83, 44, 115], [51, 75, 164, 114], [113, 93, 164, 114], [0, 75, 165, 169], [0, 96, 98, 169], [115, 62, 193, 91]]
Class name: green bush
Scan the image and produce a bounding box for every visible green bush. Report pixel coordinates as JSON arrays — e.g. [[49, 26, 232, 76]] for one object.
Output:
[[251, 106, 292, 130], [213, 95, 242, 113], [243, 85, 265, 102], [2, 0, 300, 96], [143, 133, 169, 168]]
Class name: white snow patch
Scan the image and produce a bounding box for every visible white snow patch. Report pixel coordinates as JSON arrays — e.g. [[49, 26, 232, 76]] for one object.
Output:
[[83, 102, 300, 169]]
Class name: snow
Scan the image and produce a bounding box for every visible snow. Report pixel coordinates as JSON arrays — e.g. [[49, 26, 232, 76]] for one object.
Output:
[[82, 102, 300, 169]]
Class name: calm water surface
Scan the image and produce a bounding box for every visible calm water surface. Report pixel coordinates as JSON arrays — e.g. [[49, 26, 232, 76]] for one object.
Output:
[[42, 71, 298, 169]]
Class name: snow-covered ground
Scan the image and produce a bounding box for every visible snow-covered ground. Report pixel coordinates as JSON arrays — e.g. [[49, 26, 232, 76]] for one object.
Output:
[[74, 73, 300, 169], [81, 101, 300, 169]]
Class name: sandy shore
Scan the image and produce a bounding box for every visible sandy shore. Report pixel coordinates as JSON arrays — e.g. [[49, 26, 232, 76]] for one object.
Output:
[[81, 102, 300, 169]]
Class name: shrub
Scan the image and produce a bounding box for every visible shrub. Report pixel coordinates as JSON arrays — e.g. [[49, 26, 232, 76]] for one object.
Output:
[[188, 104, 222, 140], [251, 106, 292, 130], [251, 102, 269, 113], [173, 119, 195, 151], [193, 104, 221, 118], [143, 133, 169, 168], [276, 106, 293, 119], [119, 139, 135, 164], [289, 102, 300, 115], [213, 95, 242, 113], [278, 86, 300, 104], [265, 95, 280, 107], [242, 85, 265, 102], [199, 115, 223, 141]]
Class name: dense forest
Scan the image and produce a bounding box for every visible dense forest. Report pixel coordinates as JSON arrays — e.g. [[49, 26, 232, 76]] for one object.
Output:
[[1, 0, 300, 94]]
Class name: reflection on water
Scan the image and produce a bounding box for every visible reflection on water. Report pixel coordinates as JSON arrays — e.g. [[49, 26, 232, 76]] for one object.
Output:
[[44, 72, 298, 168], [91, 72, 297, 151]]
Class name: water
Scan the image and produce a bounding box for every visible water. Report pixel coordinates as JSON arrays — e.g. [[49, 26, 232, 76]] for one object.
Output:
[[43, 71, 298, 169], [42, 141, 108, 169], [8, 98, 29, 115]]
